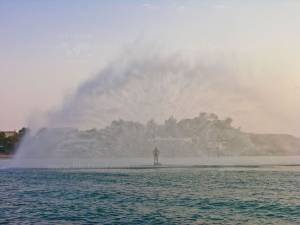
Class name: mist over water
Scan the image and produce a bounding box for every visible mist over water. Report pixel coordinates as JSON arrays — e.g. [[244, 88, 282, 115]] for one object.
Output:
[[11, 49, 300, 168], [47, 51, 242, 129]]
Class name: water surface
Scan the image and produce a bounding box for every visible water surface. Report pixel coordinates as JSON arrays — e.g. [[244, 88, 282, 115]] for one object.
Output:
[[0, 167, 299, 224]]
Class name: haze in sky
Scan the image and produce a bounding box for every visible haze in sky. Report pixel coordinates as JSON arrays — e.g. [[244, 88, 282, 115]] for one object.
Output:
[[0, 0, 300, 136]]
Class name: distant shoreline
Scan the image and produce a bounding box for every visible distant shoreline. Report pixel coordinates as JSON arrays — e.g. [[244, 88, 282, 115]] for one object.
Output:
[[3, 164, 300, 170], [4, 156, 300, 169], [0, 154, 12, 159]]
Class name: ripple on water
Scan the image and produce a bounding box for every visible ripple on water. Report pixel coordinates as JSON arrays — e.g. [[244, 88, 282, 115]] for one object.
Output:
[[0, 168, 299, 224]]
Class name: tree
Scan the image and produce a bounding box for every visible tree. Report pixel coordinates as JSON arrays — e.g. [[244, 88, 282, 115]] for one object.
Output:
[[146, 119, 158, 138], [18, 127, 28, 137], [0, 132, 5, 141], [199, 112, 207, 119], [0, 128, 29, 154], [224, 117, 233, 127], [0, 132, 5, 153], [208, 113, 218, 121], [164, 116, 177, 137]]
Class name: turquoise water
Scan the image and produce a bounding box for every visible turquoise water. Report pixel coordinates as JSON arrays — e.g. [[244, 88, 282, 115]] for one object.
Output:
[[0, 167, 299, 224]]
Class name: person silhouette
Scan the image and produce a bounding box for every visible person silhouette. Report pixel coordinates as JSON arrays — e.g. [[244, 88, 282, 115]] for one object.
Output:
[[153, 147, 159, 166]]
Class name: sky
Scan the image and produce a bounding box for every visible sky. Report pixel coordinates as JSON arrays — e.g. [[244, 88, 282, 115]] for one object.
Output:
[[0, 0, 300, 136]]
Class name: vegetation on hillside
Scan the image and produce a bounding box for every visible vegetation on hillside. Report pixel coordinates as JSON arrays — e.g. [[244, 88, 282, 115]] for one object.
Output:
[[0, 128, 28, 155], [19, 113, 300, 158]]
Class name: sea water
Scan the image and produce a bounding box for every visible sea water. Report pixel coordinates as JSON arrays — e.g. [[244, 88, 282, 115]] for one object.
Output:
[[0, 167, 299, 224]]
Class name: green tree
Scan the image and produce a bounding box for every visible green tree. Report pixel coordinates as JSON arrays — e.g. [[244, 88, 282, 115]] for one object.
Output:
[[0, 132, 5, 153]]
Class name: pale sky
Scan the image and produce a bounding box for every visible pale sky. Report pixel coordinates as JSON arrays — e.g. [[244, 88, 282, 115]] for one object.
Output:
[[0, 0, 300, 136]]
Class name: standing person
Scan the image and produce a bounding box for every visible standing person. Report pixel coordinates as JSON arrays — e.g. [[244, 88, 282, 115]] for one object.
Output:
[[153, 147, 159, 165]]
